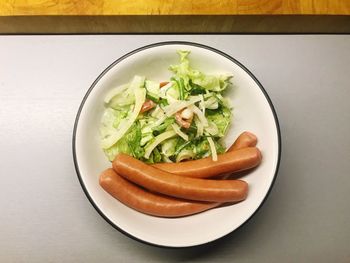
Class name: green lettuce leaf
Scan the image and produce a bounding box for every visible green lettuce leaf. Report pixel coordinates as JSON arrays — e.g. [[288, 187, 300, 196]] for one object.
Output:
[[103, 121, 144, 161], [169, 50, 232, 92], [206, 106, 231, 137]]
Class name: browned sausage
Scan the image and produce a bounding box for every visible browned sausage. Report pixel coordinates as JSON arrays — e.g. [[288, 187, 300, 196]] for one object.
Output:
[[228, 131, 257, 151], [99, 169, 219, 217], [113, 154, 249, 202], [149, 131, 258, 178], [218, 131, 258, 179], [152, 147, 262, 178]]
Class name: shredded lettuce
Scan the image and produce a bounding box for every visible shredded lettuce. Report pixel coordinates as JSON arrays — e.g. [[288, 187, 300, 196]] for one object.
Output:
[[189, 104, 208, 127], [207, 137, 218, 161], [163, 96, 201, 117], [171, 123, 189, 141], [169, 50, 232, 92], [100, 108, 128, 138], [104, 84, 129, 104], [152, 118, 175, 134], [193, 116, 203, 137], [103, 121, 144, 161], [194, 138, 211, 158], [161, 138, 178, 157], [176, 148, 195, 162], [206, 106, 231, 137], [100, 50, 233, 162], [144, 130, 177, 159], [145, 80, 161, 102], [101, 76, 146, 149]]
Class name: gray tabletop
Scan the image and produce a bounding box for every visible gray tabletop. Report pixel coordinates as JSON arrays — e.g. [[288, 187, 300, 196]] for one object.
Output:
[[1, 35, 349, 262]]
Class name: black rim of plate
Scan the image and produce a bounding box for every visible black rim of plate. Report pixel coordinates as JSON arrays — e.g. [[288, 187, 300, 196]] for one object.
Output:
[[72, 41, 282, 249]]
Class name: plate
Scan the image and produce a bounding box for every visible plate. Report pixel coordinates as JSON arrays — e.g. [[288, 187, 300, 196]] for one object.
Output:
[[73, 41, 281, 248]]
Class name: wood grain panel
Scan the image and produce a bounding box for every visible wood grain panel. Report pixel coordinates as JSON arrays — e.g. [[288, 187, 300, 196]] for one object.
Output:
[[301, 0, 350, 14], [0, 0, 349, 15], [237, 0, 283, 14], [104, 0, 238, 15], [282, 0, 301, 14]]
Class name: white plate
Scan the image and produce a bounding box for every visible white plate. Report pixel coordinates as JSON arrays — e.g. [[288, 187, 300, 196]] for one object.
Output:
[[73, 42, 281, 248]]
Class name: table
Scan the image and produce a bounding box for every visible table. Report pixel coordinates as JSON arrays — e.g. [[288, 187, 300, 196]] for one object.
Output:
[[1, 0, 349, 15], [1, 0, 350, 33], [1, 35, 349, 262]]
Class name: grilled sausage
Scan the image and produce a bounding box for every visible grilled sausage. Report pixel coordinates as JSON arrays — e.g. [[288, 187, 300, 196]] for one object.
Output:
[[150, 131, 258, 178], [99, 168, 219, 217], [228, 131, 258, 151], [152, 147, 262, 178], [113, 154, 249, 202]]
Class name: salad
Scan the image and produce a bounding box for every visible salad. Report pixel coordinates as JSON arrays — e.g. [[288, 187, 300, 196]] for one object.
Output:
[[100, 50, 233, 163]]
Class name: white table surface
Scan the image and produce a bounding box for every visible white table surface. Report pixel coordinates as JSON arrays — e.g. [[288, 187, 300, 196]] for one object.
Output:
[[1, 35, 349, 262]]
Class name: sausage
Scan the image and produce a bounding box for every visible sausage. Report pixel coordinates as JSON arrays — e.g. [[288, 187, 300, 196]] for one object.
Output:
[[219, 131, 258, 179], [152, 147, 262, 178], [228, 131, 257, 151], [113, 154, 249, 202], [150, 131, 258, 178], [99, 169, 219, 217]]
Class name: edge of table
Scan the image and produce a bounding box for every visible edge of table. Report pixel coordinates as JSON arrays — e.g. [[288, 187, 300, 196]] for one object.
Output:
[[0, 15, 349, 34]]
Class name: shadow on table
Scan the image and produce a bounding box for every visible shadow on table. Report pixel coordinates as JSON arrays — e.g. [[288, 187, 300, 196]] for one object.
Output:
[[134, 218, 258, 262]]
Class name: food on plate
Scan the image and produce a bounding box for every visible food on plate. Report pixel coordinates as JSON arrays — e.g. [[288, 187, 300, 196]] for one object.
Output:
[[100, 50, 233, 163], [100, 131, 261, 217], [97, 48, 262, 216], [99, 168, 219, 218], [228, 131, 258, 151], [113, 153, 249, 203], [151, 147, 261, 178]]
